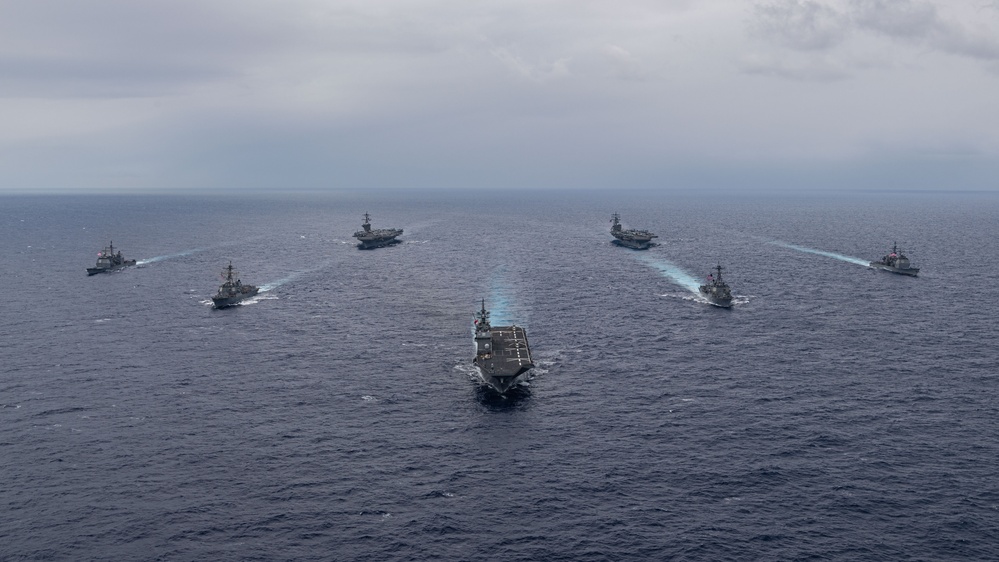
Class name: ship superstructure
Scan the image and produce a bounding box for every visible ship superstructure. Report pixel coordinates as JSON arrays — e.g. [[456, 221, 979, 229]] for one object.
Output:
[[87, 241, 136, 275], [353, 213, 403, 249], [610, 213, 657, 250], [473, 300, 534, 394], [870, 242, 919, 276], [212, 262, 259, 309], [699, 265, 734, 307]]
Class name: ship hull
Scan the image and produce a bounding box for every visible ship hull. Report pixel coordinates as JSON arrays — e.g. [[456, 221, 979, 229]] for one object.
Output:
[[699, 288, 733, 308], [611, 238, 655, 250], [86, 260, 136, 275], [356, 236, 402, 250], [212, 288, 260, 309], [472, 361, 532, 394], [869, 263, 919, 276]]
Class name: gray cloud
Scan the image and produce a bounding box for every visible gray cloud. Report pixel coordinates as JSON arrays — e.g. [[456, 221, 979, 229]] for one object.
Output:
[[0, 0, 459, 99], [751, 0, 850, 51], [740, 53, 850, 81], [853, 0, 999, 59], [750, 0, 999, 60], [601, 45, 646, 80], [850, 0, 941, 39], [0, 55, 234, 98], [489, 47, 572, 81], [0, 0, 996, 192]]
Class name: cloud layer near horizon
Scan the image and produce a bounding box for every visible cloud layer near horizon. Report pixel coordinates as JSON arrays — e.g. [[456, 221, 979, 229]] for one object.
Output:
[[1, 0, 997, 191]]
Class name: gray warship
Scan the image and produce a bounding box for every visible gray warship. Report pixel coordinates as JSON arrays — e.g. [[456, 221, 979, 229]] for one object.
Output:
[[353, 213, 403, 249], [699, 265, 734, 307], [870, 243, 919, 276], [87, 241, 136, 275], [473, 300, 534, 394], [212, 262, 259, 309], [610, 213, 657, 250]]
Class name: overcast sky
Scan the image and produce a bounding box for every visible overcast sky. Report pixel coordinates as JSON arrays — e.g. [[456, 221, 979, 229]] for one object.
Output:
[[1, 0, 997, 192]]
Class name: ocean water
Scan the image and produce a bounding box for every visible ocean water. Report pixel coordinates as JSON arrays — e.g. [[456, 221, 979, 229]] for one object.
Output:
[[2, 190, 998, 561]]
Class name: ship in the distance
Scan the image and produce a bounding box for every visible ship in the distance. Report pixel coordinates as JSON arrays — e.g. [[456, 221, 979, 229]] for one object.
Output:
[[212, 262, 259, 309], [87, 241, 136, 275], [473, 300, 534, 394], [870, 242, 919, 276], [610, 213, 657, 250], [353, 213, 403, 249], [699, 265, 734, 308]]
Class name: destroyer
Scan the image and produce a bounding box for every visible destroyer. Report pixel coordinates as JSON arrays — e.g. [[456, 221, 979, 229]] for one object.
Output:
[[212, 262, 259, 309], [353, 213, 403, 249], [473, 300, 534, 394], [870, 242, 919, 276], [699, 265, 734, 307], [87, 241, 136, 275], [610, 213, 657, 250]]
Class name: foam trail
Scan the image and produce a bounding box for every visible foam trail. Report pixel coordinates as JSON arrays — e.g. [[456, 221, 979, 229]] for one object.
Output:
[[137, 248, 206, 265], [488, 266, 514, 326], [635, 254, 701, 293], [259, 275, 296, 292], [259, 260, 335, 292], [771, 241, 869, 267], [237, 292, 278, 306]]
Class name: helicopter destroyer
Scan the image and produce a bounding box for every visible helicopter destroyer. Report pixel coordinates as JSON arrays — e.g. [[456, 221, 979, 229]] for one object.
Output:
[[870, 242, 919, 276], [87, 241, 136, 275], [212, 262, 259, 309], [699, 265, 734, 308], [473, 300, 534, 394], [610, 213, 657, 250], [353, 213, 403, 249]]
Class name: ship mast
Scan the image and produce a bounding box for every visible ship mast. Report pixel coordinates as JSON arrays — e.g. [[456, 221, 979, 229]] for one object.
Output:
[[222, 261, 237, 283]]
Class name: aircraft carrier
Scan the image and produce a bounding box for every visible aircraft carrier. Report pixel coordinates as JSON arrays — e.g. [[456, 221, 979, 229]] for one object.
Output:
[[353, 213, 403, 249], [473, 300, 534, 394], [610, 213, 658, 250]]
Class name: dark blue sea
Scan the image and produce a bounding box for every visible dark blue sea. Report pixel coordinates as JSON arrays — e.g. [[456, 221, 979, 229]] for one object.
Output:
[[2, 190, 998, 561]]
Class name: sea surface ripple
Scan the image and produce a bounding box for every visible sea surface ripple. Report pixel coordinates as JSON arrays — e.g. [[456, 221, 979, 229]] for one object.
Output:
[[2, 191, 998, 560]]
